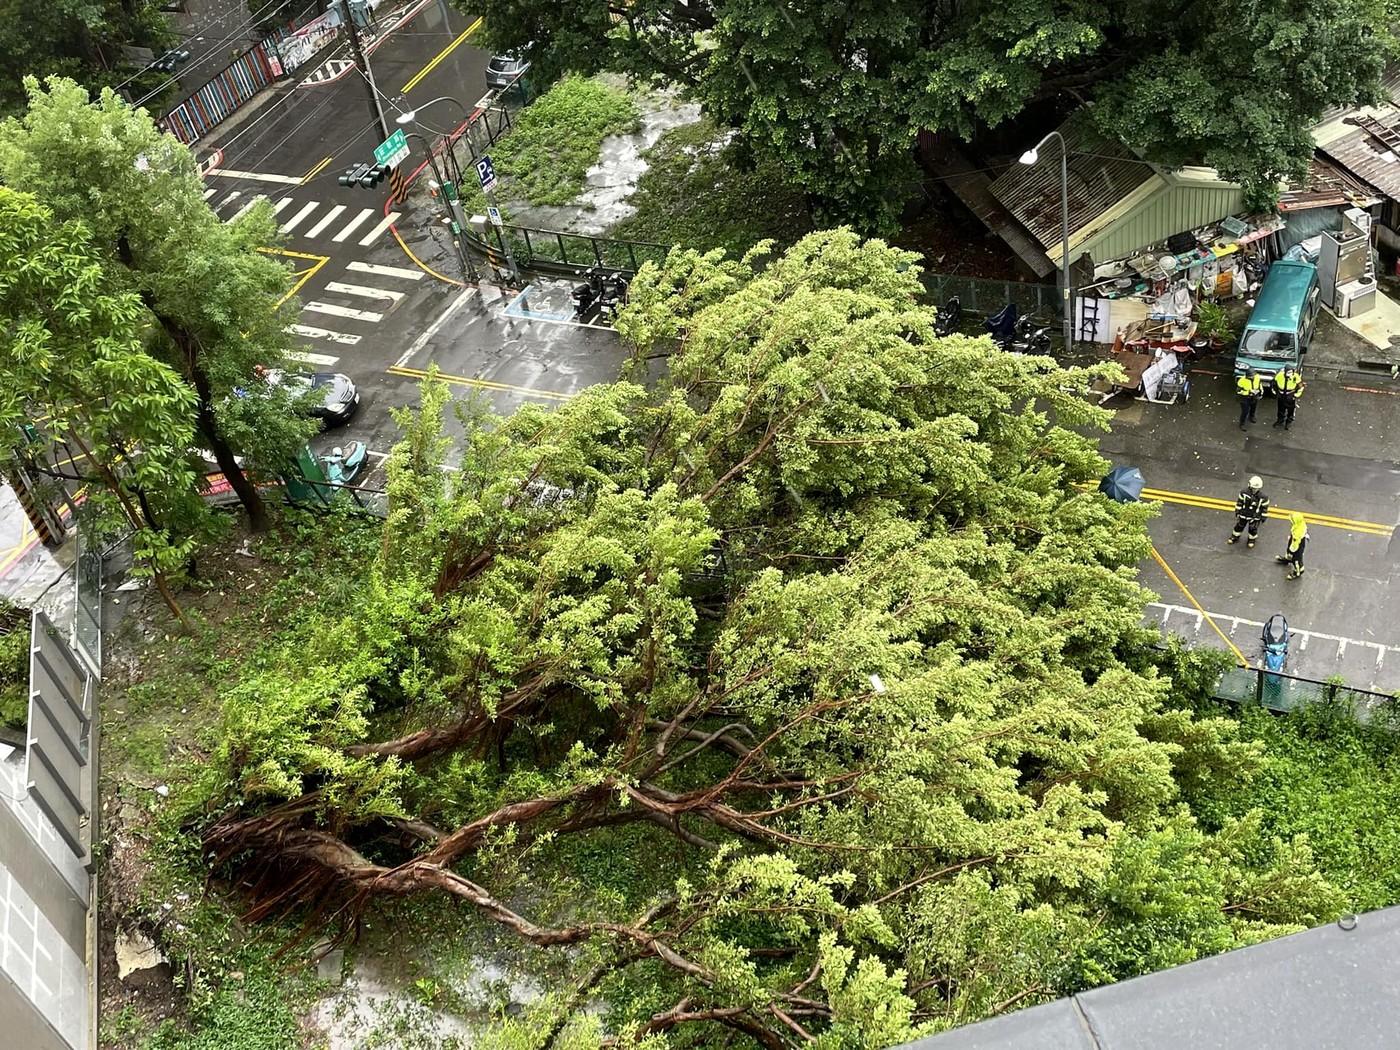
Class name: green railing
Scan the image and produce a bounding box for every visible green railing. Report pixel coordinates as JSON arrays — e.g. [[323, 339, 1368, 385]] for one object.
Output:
[[1214, 665, 1394, 717]]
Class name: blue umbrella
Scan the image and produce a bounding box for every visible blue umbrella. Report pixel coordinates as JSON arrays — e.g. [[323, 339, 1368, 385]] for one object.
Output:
[[1099, 465, 1145, 503]]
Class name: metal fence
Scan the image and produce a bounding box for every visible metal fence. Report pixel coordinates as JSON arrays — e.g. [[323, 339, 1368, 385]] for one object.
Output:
[[1213, 665, 1394, 718], [159, 41, 280, 145], [921, 272, 1062, 323], [474, 223, 673, 279]]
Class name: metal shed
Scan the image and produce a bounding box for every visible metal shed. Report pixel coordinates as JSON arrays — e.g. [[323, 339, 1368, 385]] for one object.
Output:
[[894, 906, 1400, 1050], [989, 112, 1245, 268]]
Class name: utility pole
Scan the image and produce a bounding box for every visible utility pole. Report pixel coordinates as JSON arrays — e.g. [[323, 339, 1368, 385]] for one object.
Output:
[[340, 0, 389, 142]]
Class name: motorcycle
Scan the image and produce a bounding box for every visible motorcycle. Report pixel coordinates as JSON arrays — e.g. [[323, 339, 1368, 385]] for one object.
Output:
[[571, 267, 604, 321], [320, 441, 367, 487], [597, 271, 630, 322], [935, 295, 962, 337], [1261, 613, 1290, 702], [985, 302, 1053, 355]]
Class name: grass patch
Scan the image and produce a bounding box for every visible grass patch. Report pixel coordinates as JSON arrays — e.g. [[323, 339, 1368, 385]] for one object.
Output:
[[608, 116, 812, 257], [490, 75, 640, 207]]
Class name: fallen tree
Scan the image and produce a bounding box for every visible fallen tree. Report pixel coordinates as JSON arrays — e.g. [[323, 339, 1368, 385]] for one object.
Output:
[[194, 232, 1343, 1047]]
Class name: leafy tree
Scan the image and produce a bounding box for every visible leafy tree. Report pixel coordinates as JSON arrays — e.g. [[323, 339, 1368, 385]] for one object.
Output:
[[473, 0, 1396, 226], [0, 186, 205, 624], [0, 0, 174, 114], [0, 76, 314, 532], [197, 233, 1341, 1046]]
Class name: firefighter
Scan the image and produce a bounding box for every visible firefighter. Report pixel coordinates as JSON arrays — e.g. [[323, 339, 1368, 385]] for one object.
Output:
[[1272, 366, 1304, 430], [1236, 367, 1263, 430], [1228, 476, 1269, 548], [1276, 512, 1309, 580]]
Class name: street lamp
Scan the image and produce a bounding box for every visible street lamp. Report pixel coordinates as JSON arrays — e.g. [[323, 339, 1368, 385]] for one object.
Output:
[[1020, 132, 1074, 354], [399, 128, 478, 283]]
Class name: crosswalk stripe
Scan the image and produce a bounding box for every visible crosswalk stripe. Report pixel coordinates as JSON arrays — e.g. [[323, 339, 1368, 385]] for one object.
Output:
[[216, 191, 241, 209], [271, 198, 294, 215], [305, 204, 345, 238], [280, 201, 320, 233], [287, 323, 362, 345], [332, 208, 374, 243], [231, 194, 268, 221], [202, 188, 217, 200], [326, 281, 405, 304], [348, 261, 425, 281], [304, 301, 384, 322], [357, 212, 400, 246], [286, 350, 341, 366]]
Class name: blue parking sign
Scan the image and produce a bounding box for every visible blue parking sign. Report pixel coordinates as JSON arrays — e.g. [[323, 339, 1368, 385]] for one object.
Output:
[[475, 155, 497, 193]]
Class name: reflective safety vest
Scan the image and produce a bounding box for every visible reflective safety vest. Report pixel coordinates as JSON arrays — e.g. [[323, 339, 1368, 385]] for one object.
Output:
[[1237, 373, 1263, 397], [1274, 369, 1304, 397], [1235, 489, 1270, 522]]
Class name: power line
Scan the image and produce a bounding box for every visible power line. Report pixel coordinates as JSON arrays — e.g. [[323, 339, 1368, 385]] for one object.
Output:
[[129, 0, 290, 107]]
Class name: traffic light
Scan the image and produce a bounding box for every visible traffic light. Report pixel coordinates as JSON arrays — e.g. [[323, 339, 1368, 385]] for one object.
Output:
[[358, 164, 389, 189], [339, 163, 369, 187]]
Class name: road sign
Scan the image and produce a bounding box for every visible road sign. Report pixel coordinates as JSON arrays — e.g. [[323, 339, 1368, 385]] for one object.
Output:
[[475, 155, 497, 193], [374, 128, 409, 170], [487, 206, 503, 227]]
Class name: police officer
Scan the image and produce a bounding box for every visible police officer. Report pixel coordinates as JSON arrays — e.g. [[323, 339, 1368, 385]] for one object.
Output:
[[1276, 512, 1309, 580], [1228, 476, 1269, 548], [1273, 366, 1304, 430], [1236, 367, 1263, 430]]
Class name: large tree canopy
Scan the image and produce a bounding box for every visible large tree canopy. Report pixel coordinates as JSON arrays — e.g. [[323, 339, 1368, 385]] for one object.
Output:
[[474, 0, 1397, 226], [0, 76, 314, 530], [196, 232, 1342, 1047]]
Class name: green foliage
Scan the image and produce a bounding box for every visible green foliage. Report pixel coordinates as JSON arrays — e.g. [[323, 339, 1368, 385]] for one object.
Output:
[[489, 75, 640, 206], [608, 116, 812, 256], [142, 968, 301, 1050], [0, 608, 26, 732], [474, 0, 1396, 227]]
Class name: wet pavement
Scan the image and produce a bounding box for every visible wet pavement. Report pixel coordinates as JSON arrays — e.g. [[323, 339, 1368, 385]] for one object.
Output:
[[1102, 356, 1400, 690]]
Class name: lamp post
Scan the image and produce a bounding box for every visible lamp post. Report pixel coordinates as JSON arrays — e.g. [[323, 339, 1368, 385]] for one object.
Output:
[[1020, 131, 1073, 354], [396, 124, 477, 283]]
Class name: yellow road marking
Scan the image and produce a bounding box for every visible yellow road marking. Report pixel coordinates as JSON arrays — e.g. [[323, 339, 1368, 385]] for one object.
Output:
[[0, 516, 36, 578], [258, 246, 331, 306], [388, 364, 572, 402], [1149, 544, 1250, 668], [1140, 486, 1393, 537], [300, 156, 332, 184], [391, 223, 465, 286], [402, 16, 484, 93]]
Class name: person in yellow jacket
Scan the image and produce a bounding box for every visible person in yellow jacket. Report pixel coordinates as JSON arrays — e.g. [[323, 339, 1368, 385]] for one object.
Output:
[[1273, 367, 1304, 430], [1275, 512, 1309, 580], [1236, 367, 1263, 430]]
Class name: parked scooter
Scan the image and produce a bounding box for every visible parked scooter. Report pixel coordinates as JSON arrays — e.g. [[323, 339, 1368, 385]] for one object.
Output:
[[320, 441, 367, 487], [571, 267, 604, 321], [985, 302, 1053, 355], [935, 295, 962, 337], [597, 270, 630, 322], [1262, 613, 1290, 678]]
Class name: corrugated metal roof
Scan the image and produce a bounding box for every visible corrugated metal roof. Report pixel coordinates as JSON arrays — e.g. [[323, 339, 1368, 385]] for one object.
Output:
[[1318, 116, 1400, 200], [1074, 177, 1244, 263], [896, 906, 1400, 1050], [989, 111, 1156, 250], [1280, 156, 1382, 211]]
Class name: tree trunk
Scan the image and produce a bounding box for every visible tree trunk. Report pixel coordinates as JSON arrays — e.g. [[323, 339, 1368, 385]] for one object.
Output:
[[190, 362, 271, 532]]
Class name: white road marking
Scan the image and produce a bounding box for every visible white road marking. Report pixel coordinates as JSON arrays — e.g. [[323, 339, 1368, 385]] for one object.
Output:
[[216, 191, 241, 209], [280, 200, 320, 233], [287, 323, 363, 345], [207, 167, 303, 185], [202, 188, 217, 200], [1147, 601, 1400, 662], [304, 301, 384, 322], [395, 288, 476, 367], [304, 204, 345, 238], [271, 198, 294, 215], [356, 212, 400, 246], [348, 261, 424, 281], [332, 208, 374, 243], [326, 281, 405, 304], [286, 350, 341, 366], [231, 194, 268, 221]]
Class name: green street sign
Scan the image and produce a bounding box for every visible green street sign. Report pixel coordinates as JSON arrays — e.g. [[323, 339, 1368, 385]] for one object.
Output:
[[449, 220, 461, 234], [373, 129, 409, 169], [442, 180, 459, 201]]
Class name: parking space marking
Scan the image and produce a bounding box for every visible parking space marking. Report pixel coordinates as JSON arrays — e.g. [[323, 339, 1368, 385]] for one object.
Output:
[[1149, 601, 1400, 668], [388, 363, 573, 403], [503, 285, 616, 331], [287, 351, 340, 366], [348, 261, 425, 281], [326, 281, 405, 304]]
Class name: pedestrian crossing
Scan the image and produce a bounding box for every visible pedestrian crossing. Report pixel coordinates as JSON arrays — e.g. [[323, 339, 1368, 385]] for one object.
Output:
[[207, 189, 401, 248], [282, 258, 429, 351]]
